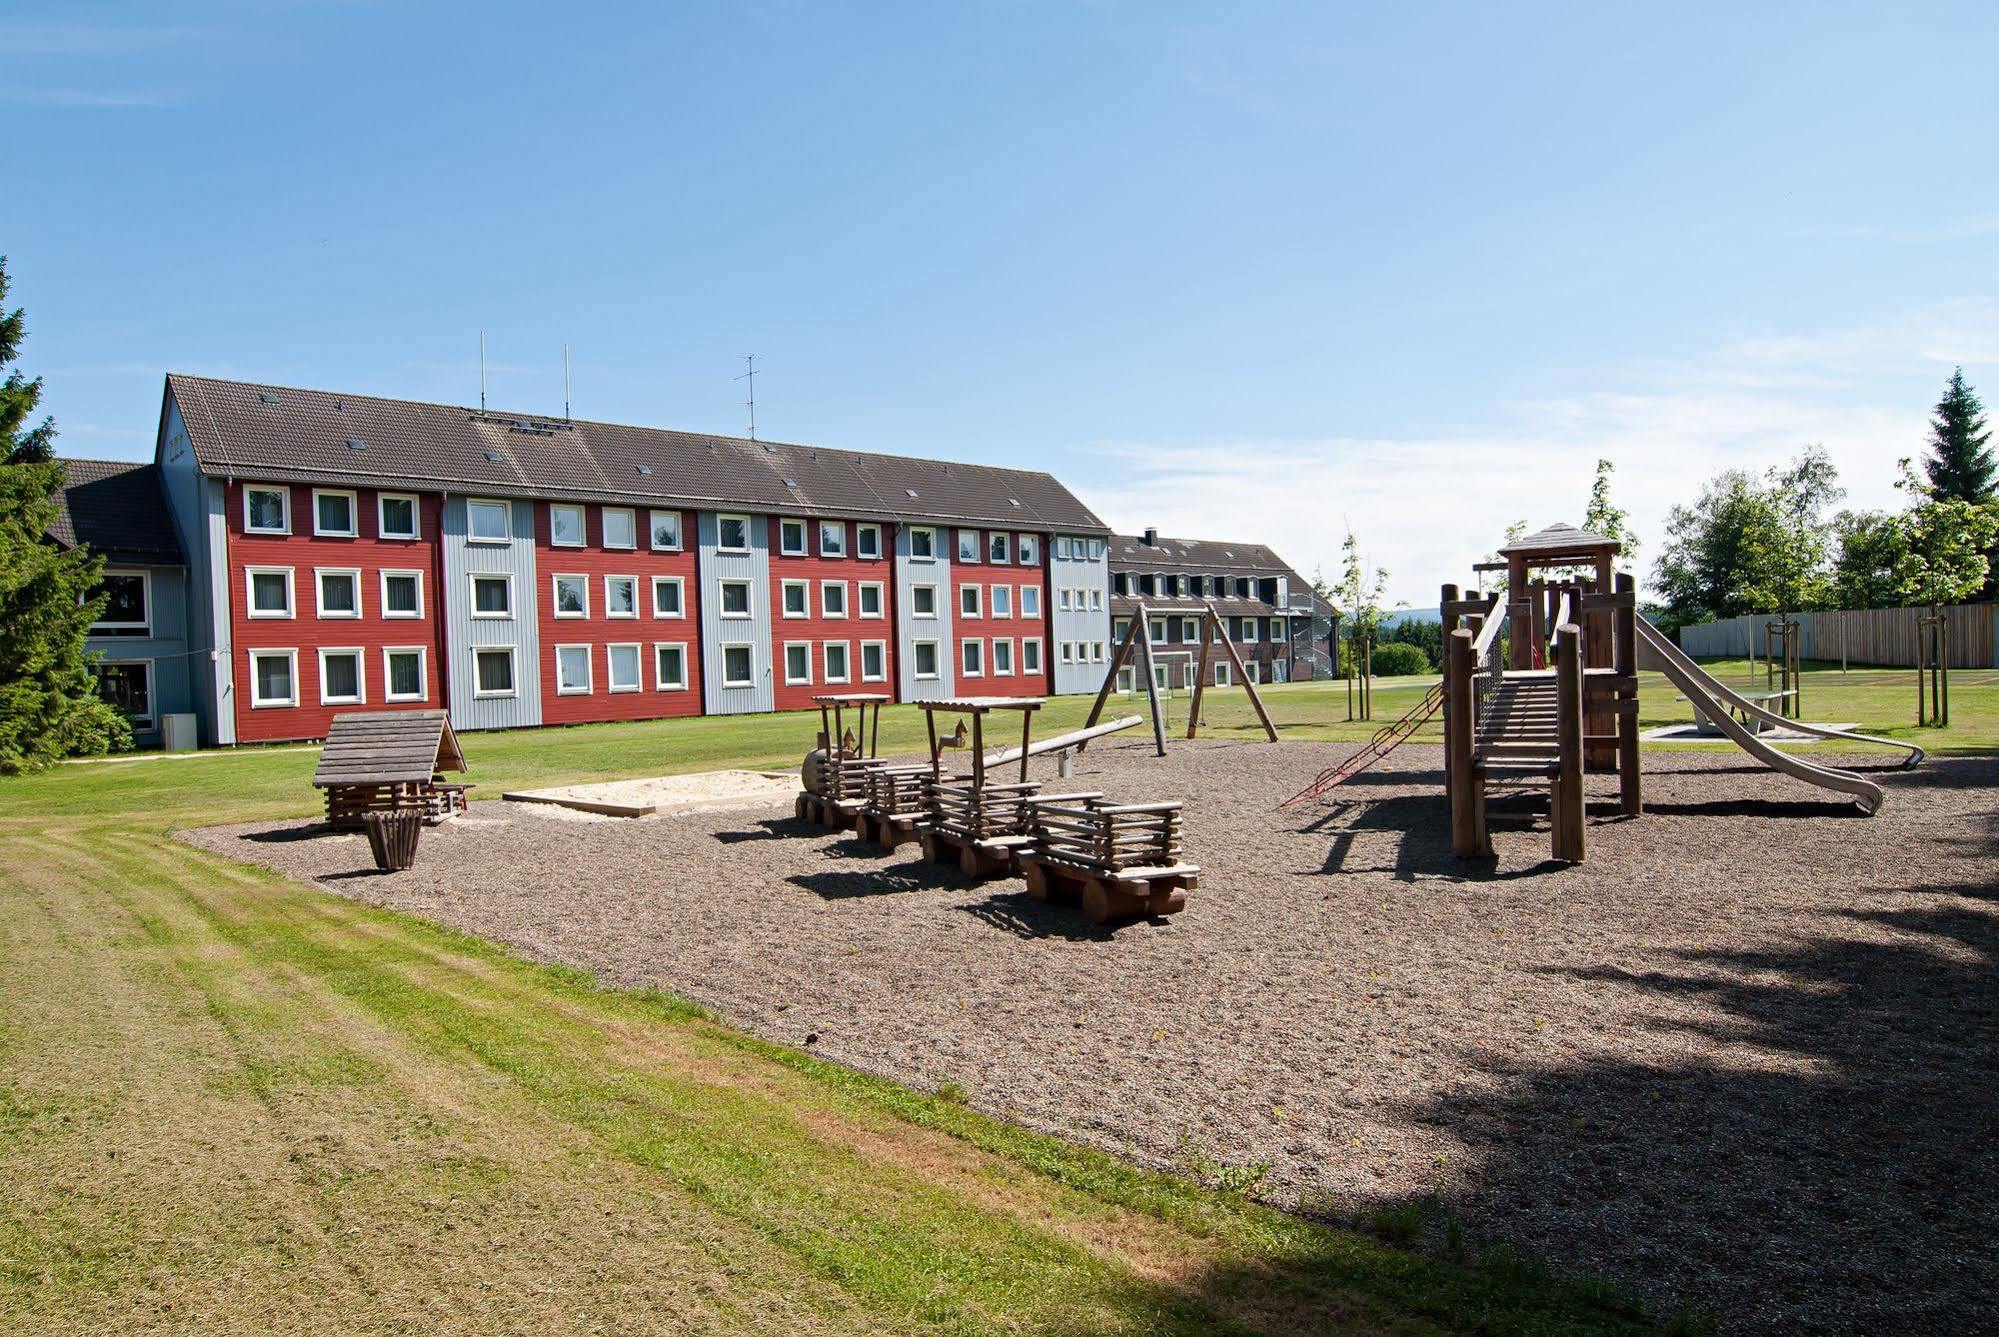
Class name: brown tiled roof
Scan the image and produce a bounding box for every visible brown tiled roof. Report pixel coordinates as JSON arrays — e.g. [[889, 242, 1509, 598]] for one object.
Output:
[[1110, 596, 1312, 620], [1108, 532, 1309, 581], [49, 459, 184, 565], [1497, 522, 1621, 556], [167, 374, 1108, 533]]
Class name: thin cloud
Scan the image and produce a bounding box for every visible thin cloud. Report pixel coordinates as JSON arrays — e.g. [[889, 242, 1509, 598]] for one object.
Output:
[[0, 23, 201, 56], [0, 87, 182, 109]]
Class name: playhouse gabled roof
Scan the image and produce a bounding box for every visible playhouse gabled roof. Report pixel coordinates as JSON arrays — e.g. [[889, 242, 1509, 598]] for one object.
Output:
[[1497, 522, 1621, 558]]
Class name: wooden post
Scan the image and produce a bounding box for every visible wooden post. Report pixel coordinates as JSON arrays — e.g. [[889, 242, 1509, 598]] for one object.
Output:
[[1186, 610, 1218, 738], [1507, 553, 1531, 670], [1446, 628, 1486, 857], [1134, 606, 1168, 757], [1082, 611, 1145, 741], [1210, 603, 1278, 741], [1614, 573, 1640, 817], [1440, 585, 1460, 793], [970, 711, 986, 788], [925, 708, 941, 779], [1018, 709, 1032, 784], [1552, 622, 1585, 863]]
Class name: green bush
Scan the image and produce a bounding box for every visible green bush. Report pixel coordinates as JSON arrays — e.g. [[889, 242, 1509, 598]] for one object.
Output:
[[1366, 641, 1431, 676]]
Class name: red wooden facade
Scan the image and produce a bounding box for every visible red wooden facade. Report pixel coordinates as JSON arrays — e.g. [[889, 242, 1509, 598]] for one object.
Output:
[[767, 514, 898, 712]]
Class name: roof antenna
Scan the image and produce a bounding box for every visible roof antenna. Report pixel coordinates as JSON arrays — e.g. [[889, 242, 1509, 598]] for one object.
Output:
[[563, 343, 572, 423], [736, 354, 758, 440], [479, 330, 488, 414]]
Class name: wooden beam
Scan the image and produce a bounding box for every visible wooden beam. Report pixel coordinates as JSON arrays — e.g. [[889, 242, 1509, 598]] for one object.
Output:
[[1080, 611, 1145, 744], [1446, 628, 1488, 857], [1552, 623, 1586, 863], [1614, 572, 1641, 816], [1186, 609, 1218, 738], [1133, 605, 1168, 757], [1207, 601, 1277, 741]]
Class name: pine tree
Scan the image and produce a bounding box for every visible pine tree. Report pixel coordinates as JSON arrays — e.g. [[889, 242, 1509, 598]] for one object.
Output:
[[0, 256, 131, 771], [1922, 368, 1995, 503]]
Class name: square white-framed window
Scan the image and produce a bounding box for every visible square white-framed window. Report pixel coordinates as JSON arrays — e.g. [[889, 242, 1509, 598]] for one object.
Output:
[[1245, 661, 1261, 683], [721, 643, 755, 688], [1053, 537, 1072, 560], [649, 509, 683, 551], [1149, 617, 1167, 643], [1087, 539, 1105, 561], [992, 638, 1014, 676], [380, 570, 424, 619], [780, 579, 810, 619], [1021, 586, 1041, 618], [383, 646, 427, 702], [1272, 619, 1288, 642], [911, 584, 937, 618], [990, 585, 1011, 618], [244, 486, 290, 535], [988, 532, 1009, 563], [606, 642, 642, 693], [602, 507, 637, 550], [467, 498, 511, 543], [651, 575, 685, 619], [858, 581, 885, 618], [247, 648, 298, 707], [1175, 575, 1189, 597], [821, 580, 848, 618], [912, 640, 940, 680], [957, 529, 982, 563], [782, 641, 813, 685], [718, 579, 753, 619], [550, 503, 586, 547], [1018, 534, 1039, 565], [1057, 588, 1072, 611], [908, 527, 936, 560], [555, 643, 593, 695], [860, 640, 887, 682], [716, 514, 751, 552], [1022, 638, 1042, 673], [470, 573, 512, 619], [961, 638, 984, 676], [1214, 661, 1232, 687], [823, 640, 851, 684], [1113, 618, 1130, 642], [1242, 619, 1260, 643], [959, 584, 981, 617], [604, 575, 638, 619], [819, 520, 846, 556], [552, 574, 588, 618], [1090, 588, 1104, 611], [779, 518, 808, 556], [473, 647, 517, 697], [1059, 641, 1075, 664], [317, 647, 365, 705], [856, 524, 882, 559], [92, 570, 151, 635], [1093, 642, 1107, 662], [378, 493, 420, 540], [653, 642, 689, 691], [94, 658, 153, 727], [1182, 616, 1199, 642], [245, 566, 295, 619]]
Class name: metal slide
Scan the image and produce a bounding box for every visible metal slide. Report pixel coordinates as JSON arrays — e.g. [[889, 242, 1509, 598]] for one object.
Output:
[[1633, 617, 1922, 815]]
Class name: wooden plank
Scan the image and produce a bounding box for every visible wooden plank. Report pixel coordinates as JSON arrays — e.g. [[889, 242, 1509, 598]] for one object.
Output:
[[1133, 603, 1167, 757]]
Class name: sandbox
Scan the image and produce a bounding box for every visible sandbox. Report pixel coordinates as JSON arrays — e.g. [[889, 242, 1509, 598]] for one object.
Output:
[[503, 768, 799, 818]]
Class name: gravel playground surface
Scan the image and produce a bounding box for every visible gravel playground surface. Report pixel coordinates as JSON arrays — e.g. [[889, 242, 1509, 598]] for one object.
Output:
[[183, 740, 1999, 1333]]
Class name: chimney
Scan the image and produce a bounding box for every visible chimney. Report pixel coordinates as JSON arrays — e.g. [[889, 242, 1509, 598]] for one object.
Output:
[[1142, 527, 1158, 546]]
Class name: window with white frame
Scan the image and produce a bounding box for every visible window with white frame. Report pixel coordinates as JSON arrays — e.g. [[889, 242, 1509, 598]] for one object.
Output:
[[721, 643, 755, 687], [654, 642, 688, 690], [1272, 619, 1287, 642], [467, 499, 511, 542], [911, 585, 937, 617], [602, 507, 637, 550], [992, 638, 1013, 675], [780, 579, 810, 618], [318, 648, 364, 705], [1182, 617, 1199, 642], [604, 575, 638, 618], [990, 585, 1011, 618], [1242, 619, 1260, 642], [248, 649, 297, 707], [1113, 618, 1131, 642], [823, 641, 851, 683], [1020, 586, 1040, 619], [912, 640, 939, 679], [1022, 638, 1042, 673], [959, 584, 981, 617], [91, 571, 149, 635], [246, 567, 294, 618], [1087, 538, 1105, 561], [471, 574, 512, 618], [384, 647, 426, 701], [93, 661, 152, 726], [378, 494, 419, 539], [958, 529, 981, 562], [858, 581, 884, 617], [474, 647, 516, 697], [650, 509, 683, 550], [1053, 537, 1071, 559], [244, 486, 289, 534], [1149, 617, 1167, 643], [1018, 534, 1038, 565], [908, 527, 936, 559], [819, 520, 846, 556], [719, 579, 752, 618], [607, 643, 642, 692], [860, 640, 887, 681], [856, 524, 881, 559], [651, 576, 684, 618], [1059, 641, 1074, 664], [779, 518, 808, 556], [1057, 588, 1072, 611], [1214, 661, 1232, 687], [988, 532, 1009, 563], [717, 514, 750, 552], [821, 581, 848, 617], [556, 644, 592, 694], [961, 638, 983, 676], [1089, 588, 1103, 611], [284, 569, 349, 636], [552, 574, 588, 618], [783, 642, 812, 685], [1093, 642, 1106, 662], [381, 570, 422, 618], [550, 504, 586, 547]]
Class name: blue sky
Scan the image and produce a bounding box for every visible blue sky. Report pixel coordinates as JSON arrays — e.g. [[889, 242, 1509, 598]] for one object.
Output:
[[9, 2, 1998, 600]]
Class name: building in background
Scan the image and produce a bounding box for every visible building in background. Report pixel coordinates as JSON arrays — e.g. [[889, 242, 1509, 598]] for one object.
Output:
[[1107, 528, 1332, 691]]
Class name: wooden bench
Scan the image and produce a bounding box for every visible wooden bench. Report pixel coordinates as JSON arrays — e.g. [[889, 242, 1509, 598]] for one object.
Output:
[[923, 778, 1043, 877], [1018, 795, 1199, 923], [855, 764, 933, 849]]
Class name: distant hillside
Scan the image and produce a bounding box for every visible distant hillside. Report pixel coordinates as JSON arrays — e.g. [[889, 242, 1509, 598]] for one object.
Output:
[[1380, 607, 1439, 628]]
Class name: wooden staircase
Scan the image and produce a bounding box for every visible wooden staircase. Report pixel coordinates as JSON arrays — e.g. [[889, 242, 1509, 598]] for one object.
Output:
[[1473, 673, 1562, 782]]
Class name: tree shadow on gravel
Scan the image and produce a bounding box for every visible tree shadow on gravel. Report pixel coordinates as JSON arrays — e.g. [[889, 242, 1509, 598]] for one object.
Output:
[[1367, 895, 1999, 1332]]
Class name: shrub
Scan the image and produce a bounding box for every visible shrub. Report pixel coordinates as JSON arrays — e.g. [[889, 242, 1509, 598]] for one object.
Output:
[[1367, 641, 1431, 676]]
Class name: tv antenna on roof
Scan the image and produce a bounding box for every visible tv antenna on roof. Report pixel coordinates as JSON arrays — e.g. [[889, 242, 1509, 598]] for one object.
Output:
[[736, 354, 759, 440], [563, 343, 572, 423], [479, 331, 488, 413]]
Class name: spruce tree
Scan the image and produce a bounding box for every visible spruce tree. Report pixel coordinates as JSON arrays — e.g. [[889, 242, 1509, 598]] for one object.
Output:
[[1922, 368, 1996, 503], [0, 256, 131, 770]]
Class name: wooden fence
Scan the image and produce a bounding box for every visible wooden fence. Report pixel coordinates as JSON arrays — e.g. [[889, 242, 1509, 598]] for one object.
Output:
[[1677, 602, 1997, 669]]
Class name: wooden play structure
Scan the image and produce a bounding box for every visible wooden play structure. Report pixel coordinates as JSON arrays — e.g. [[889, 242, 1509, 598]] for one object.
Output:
[[312, 710, 472, 830], [797, 692, 891, 828], [1018, 795, 1199, 922], [1081, 601, 1277, 755], [916, 697, 1046, 877]]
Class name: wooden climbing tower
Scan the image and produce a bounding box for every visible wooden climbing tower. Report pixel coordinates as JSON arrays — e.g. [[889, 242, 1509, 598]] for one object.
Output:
[[1440, 524, 1640, 863]]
